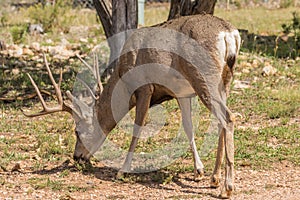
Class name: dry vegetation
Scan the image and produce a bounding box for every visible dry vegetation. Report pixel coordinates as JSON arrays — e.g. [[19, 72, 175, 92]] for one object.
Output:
[[0, 2, 300, 199]]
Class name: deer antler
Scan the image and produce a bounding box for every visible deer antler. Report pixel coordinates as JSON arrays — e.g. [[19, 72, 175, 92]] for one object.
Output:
[[22, 53, 82, 118], [76, 53, 103, 95]]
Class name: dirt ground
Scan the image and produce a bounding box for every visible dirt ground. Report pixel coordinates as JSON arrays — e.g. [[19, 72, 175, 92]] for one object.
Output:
[[1, 160, 299, 200]]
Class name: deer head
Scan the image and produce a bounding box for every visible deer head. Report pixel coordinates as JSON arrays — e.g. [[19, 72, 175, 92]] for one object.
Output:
[[22, 53, 105, 162]]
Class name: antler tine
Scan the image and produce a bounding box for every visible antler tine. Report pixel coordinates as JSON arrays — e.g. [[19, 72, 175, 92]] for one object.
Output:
[[76, 53, 103, 94], [58, 68, 63, 89], [76, 77, 99, 100], [94, 53, 103, 93], [43, 53, 63, 105], [22, 73, 55, 117], [76, 53, 94, 74], [22, 53, 74, 117], [22, 72, 66, 117]]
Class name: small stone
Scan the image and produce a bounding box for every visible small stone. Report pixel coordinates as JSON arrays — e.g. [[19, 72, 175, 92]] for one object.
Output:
[[8, 45, 23, 57], [61, 38, 70, 46], [22, 48, 34, 56], [45, 39, 53, 45], [262, 63, 277, 76], [12, 68, 20, 75], [28, 24, 44, 35], [242, 68, 250, 74], [241, 61, 252, 68], [80, 38, 88, 43], [233, 80, 250, 90], [252, 59, 259, 68], [30, 42, 40, 51]]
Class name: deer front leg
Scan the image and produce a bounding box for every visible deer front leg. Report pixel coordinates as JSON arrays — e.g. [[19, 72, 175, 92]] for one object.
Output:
[[177, 98, 204, 179], [116, 88, 152, 179]]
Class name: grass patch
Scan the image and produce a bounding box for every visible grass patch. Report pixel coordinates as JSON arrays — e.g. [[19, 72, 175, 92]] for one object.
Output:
[[0, 6, 299, 197], [235, 124, 300, 167], [27, 177, 63, 191], [215, 7, 299, 35]]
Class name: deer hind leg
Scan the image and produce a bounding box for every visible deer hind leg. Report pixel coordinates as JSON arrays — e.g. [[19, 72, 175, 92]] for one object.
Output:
[[177, 97, 204, 179], [210, 102, 234, 198], [219, 109, 234, 199], [192, 86, 234, 198], [210, 124, 225, 188], [117, 86, 153, 179]]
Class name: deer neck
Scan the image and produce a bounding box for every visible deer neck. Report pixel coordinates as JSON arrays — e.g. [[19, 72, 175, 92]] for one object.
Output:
[[96, 73, 135, 136]]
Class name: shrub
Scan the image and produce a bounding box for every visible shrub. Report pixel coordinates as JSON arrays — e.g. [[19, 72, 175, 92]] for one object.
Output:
[[26, 0, 73, 32], [10, 25, 28, 44], [282, 12, 300, 57], [280, 0, 295, 8]]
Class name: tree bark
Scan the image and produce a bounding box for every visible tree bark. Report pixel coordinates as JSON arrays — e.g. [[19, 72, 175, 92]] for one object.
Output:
[[93, 0, 216, 79], [191, 0, 217, 15], [93, 0, 113, 39], [168, 0, 217, 20], [93, 0, 138, 79]]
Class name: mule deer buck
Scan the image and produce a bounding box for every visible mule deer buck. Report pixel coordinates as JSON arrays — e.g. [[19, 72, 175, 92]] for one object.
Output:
[[23, 14, 240, 198]]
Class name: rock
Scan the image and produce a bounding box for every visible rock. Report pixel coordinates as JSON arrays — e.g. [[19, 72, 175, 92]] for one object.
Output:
[[61, 38, 70, 46], [28, 24, 44, 35], [12, 68, 20, 75], [22, 47, 34, 56], [48, 46, 63, 56], [252, 59, 259, 68], [45, 39, 53, 45], [242, 68, 250, 74], [40, 46, 48, 52], [30, 42, 40, 51], [240, 61, 252, 68], [262, 62, 277, 76], [233, 80, 251, 90], [286, 59, 295, 66], [79, 38, 88, 43], [48, 45, 77, 60], [7, 45, 23, 57]]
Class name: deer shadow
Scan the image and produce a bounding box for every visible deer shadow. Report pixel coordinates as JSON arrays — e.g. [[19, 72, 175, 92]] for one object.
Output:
[[31, 159, 222, 199]]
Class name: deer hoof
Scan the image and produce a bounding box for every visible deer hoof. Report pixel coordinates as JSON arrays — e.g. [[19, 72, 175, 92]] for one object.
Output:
[[218, 190, 232, 199], [218, 182, 233, 199], [194, 168, 205, 180], [210, 175, 221, 188]]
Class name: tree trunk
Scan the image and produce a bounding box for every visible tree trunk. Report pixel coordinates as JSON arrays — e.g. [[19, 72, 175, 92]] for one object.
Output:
[[191, 0, 217, 15], [93, 0, 138, 79], [168, 0, 217, 20], [93, 0, 216, 79]]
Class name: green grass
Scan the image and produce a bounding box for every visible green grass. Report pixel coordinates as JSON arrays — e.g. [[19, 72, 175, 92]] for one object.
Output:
[[215, 7, 299, 35], [235, 125, 300, 167], [0, 4, 299, 192]]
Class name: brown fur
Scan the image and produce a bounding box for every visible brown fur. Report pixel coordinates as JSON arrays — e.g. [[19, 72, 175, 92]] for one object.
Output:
[[93, 14, 240, 199]]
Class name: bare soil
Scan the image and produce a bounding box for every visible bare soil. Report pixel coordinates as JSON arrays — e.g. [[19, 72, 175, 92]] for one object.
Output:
[[1, 159, 299, 200]]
